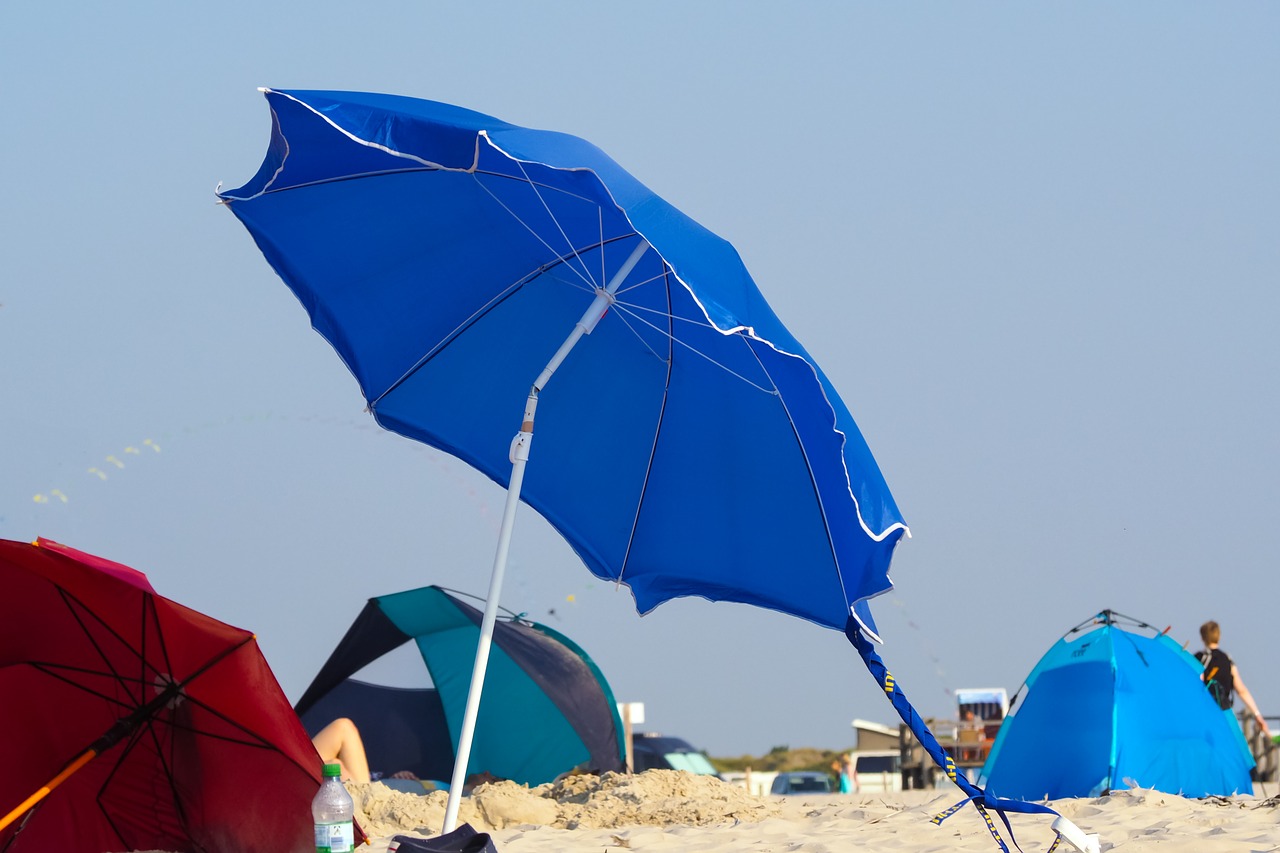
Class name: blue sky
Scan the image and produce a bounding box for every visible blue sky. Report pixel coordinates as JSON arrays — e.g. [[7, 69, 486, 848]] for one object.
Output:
[[2, 3, 1277, 757]]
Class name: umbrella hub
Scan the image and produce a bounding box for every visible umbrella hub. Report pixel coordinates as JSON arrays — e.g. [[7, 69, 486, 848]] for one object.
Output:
[[533, 241, 649, 393], [581, 284, 617, 333], [153, 673, 187, 710]]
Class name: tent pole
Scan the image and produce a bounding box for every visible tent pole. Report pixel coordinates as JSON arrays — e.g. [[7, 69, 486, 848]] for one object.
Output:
[[442, 240, 648, 833]]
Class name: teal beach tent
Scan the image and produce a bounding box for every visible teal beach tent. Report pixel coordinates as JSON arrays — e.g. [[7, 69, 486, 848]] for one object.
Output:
[[980, 611, 1254, 799], [295, 586, 625, 786]]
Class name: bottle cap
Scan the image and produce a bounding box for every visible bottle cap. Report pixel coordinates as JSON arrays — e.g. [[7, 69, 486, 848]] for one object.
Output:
[[322, 763, 343, 778]]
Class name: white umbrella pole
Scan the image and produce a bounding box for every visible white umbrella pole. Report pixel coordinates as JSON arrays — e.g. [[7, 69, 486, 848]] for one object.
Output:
[[442, 240, 648, 833], [441, 410, 531, 832]]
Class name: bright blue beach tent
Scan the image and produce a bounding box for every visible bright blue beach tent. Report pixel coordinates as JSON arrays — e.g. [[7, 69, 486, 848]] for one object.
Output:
[[980, 611, 1255, 799]]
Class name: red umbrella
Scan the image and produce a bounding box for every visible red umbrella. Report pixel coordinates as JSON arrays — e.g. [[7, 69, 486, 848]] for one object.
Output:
[[0, 538, 338, 853]]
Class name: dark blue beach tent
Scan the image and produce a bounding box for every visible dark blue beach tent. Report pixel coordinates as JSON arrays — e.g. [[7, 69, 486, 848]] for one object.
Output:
[[979, 611, 1254, 799], [295, 586, 625, 786]]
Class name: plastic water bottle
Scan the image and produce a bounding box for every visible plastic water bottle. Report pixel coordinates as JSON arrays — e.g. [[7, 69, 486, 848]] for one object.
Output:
[[312, 763, 355, 853]]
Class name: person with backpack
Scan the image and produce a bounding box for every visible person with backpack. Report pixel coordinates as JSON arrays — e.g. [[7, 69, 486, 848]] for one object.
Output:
[[1196, 620, 1271, 738]]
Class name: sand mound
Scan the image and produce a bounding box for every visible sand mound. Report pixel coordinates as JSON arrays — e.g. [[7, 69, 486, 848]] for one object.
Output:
[[348, 770, 779, 838]]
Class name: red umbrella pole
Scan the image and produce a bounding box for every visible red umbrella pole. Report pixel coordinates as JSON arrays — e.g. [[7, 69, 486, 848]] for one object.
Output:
[[0, 747, 97, 834], [0, 666, 199, 835]]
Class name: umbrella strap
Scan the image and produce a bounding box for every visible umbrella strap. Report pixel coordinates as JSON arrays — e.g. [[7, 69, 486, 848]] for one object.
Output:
[[845, 619, 1063, 853]]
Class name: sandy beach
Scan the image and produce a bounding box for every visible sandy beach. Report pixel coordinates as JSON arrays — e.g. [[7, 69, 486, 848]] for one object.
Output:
[[336, 770, 1280, 853]]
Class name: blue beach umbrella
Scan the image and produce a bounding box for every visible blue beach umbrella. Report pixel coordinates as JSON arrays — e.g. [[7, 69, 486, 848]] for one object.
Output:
[[219, 91, 1086, 850], [219, 90, 907, 635]]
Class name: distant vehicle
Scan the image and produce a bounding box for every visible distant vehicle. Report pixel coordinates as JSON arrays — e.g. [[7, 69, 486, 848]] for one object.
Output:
[[770, 771, 834, 795], [853, 750, 902, 793], [631, 733, 720, 777]]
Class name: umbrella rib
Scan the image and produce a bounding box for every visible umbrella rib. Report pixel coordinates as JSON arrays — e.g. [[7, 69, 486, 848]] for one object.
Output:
[[219, 165, 440, 200], [225, 162, 606, 204], [597, 207, 607, 293], [613, 273, 667, 298], [603, 300, 851, 605], [599, 301, 669, 367], [96, 720, 205, 853], [575, 264, 772, 383], [609, 300, 780, 395], [470, 169, 602, 292], [368, 233, 638, 409], [614, 268, 676, 585], [617, 292, 900, 550], [28, 662, 150, 709], [616, 297, 722, 327], [56, 588, 158, 704], [744, 339, 851, 606], [162, 695, 287, 749], [141, 593, 176, 739], [131, 703, 275, 853], [61, 590, 132, 689], [93, 725, 149, 851], [101, 636, 266, 849]]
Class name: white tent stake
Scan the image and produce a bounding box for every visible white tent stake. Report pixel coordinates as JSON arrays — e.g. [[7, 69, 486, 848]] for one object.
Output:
[[442, 240, 649, 833]]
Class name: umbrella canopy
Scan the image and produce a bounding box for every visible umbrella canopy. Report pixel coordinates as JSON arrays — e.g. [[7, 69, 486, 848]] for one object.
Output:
[[218, 89, 908, 636], [979, 611, 1255, 799], [0, 538, 329, 853], [295, 585, 625, 786]]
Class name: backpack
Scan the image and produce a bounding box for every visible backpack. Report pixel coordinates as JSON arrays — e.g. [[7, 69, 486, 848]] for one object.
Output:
[[1196, 648, 1235, 710]]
